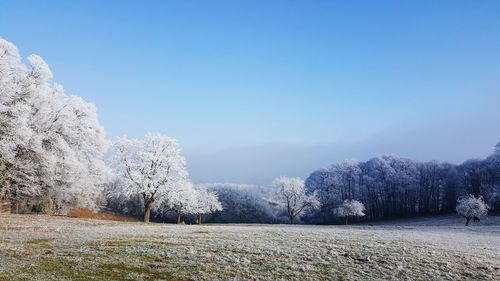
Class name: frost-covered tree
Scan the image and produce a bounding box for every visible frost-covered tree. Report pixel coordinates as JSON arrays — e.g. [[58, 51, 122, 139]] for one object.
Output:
[[334, 199, 365, 225], [0, 39, 30, 165], [0, 38, 110, 213], [112, 133, 188, 223], [456, 195, 488, 226], [0, 39, 37, 205], [159, 184, 222, 224], [33, 85, 111, 211], [161, 181, 196, 224], [191, 187, 223, 224], [273, 177, 320, 224]]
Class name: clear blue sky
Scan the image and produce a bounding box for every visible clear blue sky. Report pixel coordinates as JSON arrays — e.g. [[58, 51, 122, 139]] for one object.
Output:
[[1, 1, 499, 184]]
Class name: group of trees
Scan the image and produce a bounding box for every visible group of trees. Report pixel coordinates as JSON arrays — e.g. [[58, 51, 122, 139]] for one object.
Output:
[[191, 152, 497, 225], [305, 147, 500, 224], [151, 179, 360, 225], [0, 39, 222, 223], [0, 39, 110, 214], [270, 177, 366, 224], [109, 133, 223, 223]]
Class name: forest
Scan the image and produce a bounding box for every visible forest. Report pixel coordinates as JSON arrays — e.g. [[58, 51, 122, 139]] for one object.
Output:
[[304, 152, 500, 224], [1, 38, 499, 225]]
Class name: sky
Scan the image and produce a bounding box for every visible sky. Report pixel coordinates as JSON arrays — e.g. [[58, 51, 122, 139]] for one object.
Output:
[[1, 0, 499, 184]]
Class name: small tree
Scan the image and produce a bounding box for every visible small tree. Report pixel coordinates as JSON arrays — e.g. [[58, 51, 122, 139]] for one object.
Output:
[[163, 182, 197, 224], [191, 188, 223, 224], [334, 199, 365, 225], [273, 176, 320, 224], [456, 195, 489, 226]]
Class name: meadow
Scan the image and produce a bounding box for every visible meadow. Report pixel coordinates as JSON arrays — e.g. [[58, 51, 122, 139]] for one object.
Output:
[[1, 215, 499, 281]]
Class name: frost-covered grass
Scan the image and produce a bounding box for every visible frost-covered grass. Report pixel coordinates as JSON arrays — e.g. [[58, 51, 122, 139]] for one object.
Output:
[[365, 214, 500, 227], [1, 215, 499, 280]]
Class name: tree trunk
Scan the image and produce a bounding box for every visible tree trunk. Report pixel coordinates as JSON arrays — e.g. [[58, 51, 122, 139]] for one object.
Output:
[[143, 202, 152, 223], [196, 214, 202, 225], [289, 215, 295, 224], [345, 216, 349, 225], [177, 214, 182, 224], [465, 217, 470, 226]]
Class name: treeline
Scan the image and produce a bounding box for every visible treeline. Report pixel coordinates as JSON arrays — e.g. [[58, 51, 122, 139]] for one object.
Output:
[[304, 147, 500, 223], [106, 183, 283, 224], [106, 145, 500, 225]]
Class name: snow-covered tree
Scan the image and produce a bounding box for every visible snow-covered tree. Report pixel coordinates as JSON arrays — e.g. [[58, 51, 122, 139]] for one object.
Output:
[[0, 39, 34, 204], [191, 187, 223, 224], [34, 86, 111, 212], [273, 177, 320, 224], [456, 195, 489, 226], [112, 133, 188, 223], [160, 181, 196, 224], [334, 199, 365, 225], [0, 38, 110, 213], [156, 181, 222, 225], [0, 39, 30, 165]]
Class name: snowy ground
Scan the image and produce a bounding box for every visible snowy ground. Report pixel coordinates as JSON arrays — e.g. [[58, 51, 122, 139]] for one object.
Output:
[[0, 215, 499, 281]]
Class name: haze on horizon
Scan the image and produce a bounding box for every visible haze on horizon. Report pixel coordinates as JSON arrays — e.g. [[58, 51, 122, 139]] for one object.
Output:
[[1, 0, 499, 184]]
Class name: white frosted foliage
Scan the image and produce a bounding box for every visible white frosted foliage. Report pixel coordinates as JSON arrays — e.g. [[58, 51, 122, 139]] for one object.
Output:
[[112, 133, 188, 222], [273, 176, 320, 224], [456, 195, 488, 226], [335, 200, 365, 221], [0, 38, 110, 213]]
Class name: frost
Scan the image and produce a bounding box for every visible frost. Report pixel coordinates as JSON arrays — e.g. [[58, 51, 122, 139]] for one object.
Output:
[[1, 215, 499, 280]]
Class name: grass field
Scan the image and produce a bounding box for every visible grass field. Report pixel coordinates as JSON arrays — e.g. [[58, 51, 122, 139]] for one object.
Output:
[[0, 214, 499, 281]]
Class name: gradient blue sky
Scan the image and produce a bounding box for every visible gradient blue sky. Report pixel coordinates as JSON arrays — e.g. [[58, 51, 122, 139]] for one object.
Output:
[[1, 1, 499, 184]]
